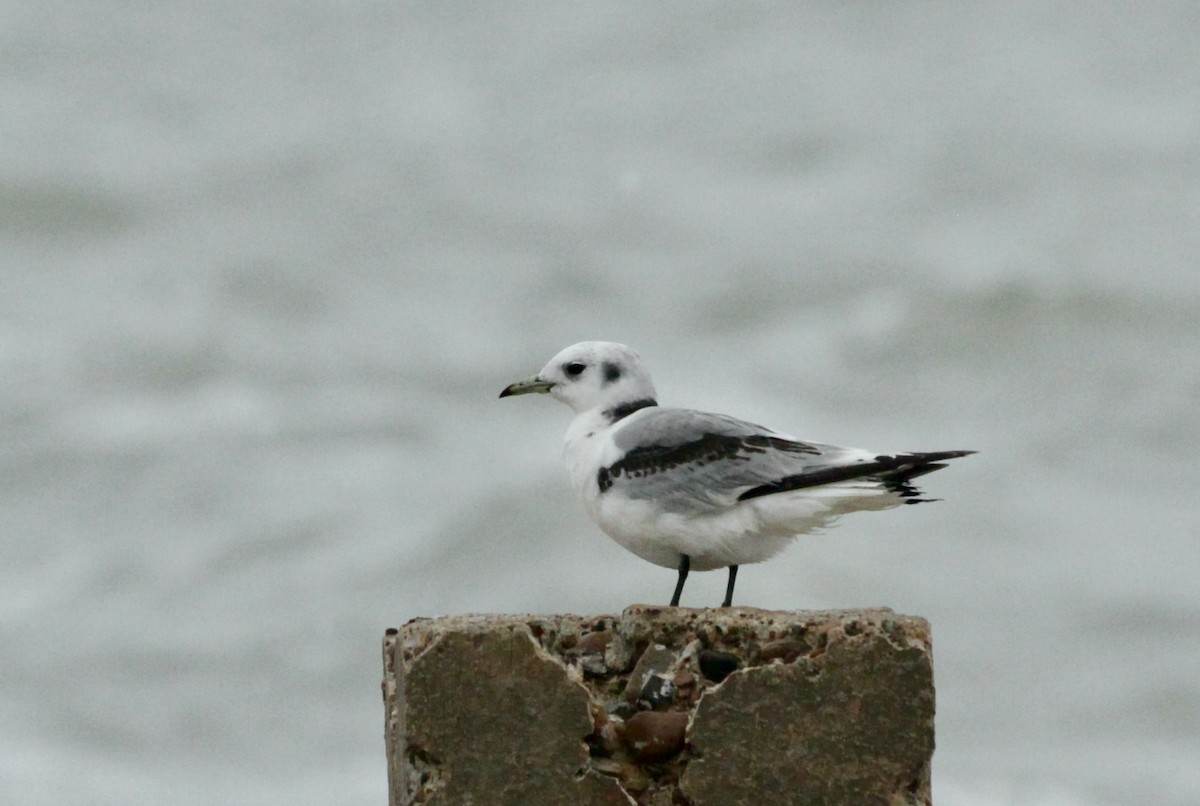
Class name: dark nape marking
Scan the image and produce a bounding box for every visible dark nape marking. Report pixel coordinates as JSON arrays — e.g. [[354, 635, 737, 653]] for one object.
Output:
[[602, 362, 621, 384], [736, 450, 974, 502], [603, 397, 658, 425], [596, 432, 821, 492]]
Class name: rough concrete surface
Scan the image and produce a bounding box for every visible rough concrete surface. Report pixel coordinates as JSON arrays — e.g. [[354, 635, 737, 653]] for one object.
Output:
[[384, 607, 934, 806]]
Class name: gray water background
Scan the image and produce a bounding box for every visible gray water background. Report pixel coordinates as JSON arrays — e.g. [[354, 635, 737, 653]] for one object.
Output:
[[3, 3, 1198, 804]]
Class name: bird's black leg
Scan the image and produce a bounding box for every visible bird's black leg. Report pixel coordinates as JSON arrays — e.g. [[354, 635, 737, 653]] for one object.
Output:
[[722, 565, 739, 608], [670, 554, 691, 606]]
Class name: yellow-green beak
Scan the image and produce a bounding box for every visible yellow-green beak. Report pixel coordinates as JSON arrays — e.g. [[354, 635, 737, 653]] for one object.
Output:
[[499, 376, 554, 398]]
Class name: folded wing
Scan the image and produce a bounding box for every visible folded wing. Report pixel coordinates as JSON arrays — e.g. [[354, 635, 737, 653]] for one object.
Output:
[[599, 408, 972, 513]]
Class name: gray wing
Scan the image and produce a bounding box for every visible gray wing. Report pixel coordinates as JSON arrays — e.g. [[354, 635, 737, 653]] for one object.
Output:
[[599, 408, 971, 512], [599, 408, 850, 512]]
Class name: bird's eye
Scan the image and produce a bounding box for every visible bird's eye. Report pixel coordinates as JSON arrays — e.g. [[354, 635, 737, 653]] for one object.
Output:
[[565, 362, 586, 377]]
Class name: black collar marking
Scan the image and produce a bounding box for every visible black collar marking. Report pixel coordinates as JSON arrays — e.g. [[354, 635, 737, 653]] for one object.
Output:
[[603, 397, 658, 424]]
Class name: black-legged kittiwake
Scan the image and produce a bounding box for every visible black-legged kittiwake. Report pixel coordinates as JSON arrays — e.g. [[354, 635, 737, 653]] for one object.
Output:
[[500, 341, 973, 607]]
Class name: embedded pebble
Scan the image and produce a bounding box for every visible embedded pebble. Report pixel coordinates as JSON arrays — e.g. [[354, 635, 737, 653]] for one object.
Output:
[[589, 756, 623, 777], [620, 711, 689, 764], [579, 655, 608, 676], [672, 670, 697, 704], [570, 629, 614, 675], [759, 639, 808, 664], [576, 629, 614, 655], [597, 719, 623, 755], [589, 701, 608, 732], [637, 673, 677, 711], [608, 701, 639, 720], [623, 644, 677, 702], [698, 649, 740, 683]]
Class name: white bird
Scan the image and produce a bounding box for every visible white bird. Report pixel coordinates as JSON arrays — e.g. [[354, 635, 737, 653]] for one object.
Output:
[[500, 341, 973, 607]]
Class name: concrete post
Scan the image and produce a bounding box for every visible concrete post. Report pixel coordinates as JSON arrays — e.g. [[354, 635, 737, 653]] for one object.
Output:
[[383, 606, 934, 805]]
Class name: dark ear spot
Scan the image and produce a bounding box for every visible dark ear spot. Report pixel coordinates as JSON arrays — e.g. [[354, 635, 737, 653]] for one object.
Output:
[[602, 362, 621, 384]]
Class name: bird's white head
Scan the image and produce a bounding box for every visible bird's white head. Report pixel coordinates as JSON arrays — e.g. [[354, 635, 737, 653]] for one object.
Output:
[[499, 341, 658, 415]]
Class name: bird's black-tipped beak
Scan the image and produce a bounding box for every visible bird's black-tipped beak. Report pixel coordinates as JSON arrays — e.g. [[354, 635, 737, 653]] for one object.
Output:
[[499, 376, 555, 398]]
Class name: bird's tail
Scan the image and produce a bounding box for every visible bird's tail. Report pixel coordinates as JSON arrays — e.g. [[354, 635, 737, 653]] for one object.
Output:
[[873, 450, 976, 502], [738, 450, 975, 502]]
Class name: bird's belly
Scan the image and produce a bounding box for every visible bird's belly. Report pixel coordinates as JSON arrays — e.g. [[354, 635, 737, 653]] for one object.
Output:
[[589, 494, 804, 571]]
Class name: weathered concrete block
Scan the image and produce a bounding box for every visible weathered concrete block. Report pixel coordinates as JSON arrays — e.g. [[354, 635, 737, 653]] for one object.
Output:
[[384, 607, 934, 806]]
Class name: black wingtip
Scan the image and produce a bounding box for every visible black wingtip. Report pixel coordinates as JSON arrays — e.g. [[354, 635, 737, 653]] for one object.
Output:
[[738, 449, 974, 502], [912, 450, 976, 462]]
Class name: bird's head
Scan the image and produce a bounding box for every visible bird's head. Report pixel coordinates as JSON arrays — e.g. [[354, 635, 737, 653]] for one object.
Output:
[[499, 341, 658, 415]]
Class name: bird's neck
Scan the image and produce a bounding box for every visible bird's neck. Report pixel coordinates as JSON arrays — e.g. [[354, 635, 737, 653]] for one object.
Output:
[[563, 396, 658, 438], [602, 396, 658, 424]]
